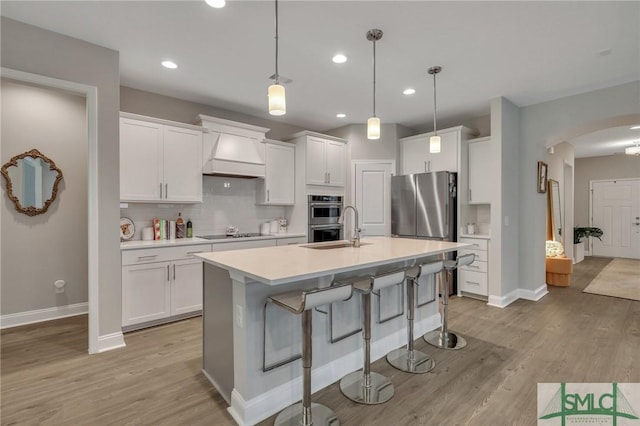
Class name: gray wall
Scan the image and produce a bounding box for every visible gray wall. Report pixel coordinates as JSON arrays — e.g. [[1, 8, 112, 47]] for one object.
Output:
[[574, 155, 640, 227], [1, 17, 121, 336], [121, 87, 304, 141], [518, 81, 640, 293], [1, 80, 88, 314]]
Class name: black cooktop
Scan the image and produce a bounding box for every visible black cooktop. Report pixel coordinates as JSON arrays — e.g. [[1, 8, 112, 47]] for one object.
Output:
[[198, 233, 262, 240]]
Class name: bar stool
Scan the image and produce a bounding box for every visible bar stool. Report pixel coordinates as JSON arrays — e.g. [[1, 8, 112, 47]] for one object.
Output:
[[269, 283, 353, 426], [339, 269, 406, 405], [387, 260, 443, 373], [424, 253, 475, 350]]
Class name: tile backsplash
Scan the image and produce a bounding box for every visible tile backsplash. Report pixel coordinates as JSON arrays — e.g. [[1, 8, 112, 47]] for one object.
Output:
[[121, 176, 286, 240]]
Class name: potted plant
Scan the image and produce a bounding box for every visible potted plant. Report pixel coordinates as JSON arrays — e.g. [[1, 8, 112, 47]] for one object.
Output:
[[573, 226, 603, 264]]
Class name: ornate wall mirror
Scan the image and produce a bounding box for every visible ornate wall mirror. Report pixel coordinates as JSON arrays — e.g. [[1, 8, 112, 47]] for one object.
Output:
[[546, 179, 562, 244], [1, 149, 63, 216]]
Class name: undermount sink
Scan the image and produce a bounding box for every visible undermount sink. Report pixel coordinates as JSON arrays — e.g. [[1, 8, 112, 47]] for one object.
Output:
[[302, 241, 372, 250]]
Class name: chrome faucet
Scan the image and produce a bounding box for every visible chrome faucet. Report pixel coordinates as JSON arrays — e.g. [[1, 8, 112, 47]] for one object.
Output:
[[339, 205, 361, 247]]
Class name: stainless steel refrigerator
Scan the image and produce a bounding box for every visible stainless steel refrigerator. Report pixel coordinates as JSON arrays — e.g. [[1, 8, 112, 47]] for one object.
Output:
[[391, 171, 457, 292]]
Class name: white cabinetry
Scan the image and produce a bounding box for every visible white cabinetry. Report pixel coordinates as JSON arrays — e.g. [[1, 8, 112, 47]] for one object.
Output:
[[121, 244, 211, 330], [400, 126, 475, 175], [256, 140, 295, 205], [468, 136, 492, 204], [458, 237, 489, 297], [120, 113, 204, 203], [293, 134, 345, 187], [276, 236, 308, 246]]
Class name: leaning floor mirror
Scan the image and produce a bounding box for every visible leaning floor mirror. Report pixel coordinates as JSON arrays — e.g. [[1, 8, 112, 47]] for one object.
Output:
[[1, 149, 63, 216], [546, 179, 562, 244]]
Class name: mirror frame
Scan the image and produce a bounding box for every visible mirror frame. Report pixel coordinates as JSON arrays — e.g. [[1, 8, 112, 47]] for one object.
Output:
[[546, 179, 562, 243], [1, 148, 64, 216]]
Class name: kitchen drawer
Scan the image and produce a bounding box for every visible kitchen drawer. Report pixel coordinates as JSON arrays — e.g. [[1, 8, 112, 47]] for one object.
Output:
[[458, 237, 488, 251], [460, 259, 487, 273], [122, 244, 213, 266], [459, 248, 488, 262], [213, 239, 277, 252], [459, 269, 488, 296]]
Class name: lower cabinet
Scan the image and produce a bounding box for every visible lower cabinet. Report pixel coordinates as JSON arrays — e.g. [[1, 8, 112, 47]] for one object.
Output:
[[121, 244, 211, 330], [458, 237, 489, 297]]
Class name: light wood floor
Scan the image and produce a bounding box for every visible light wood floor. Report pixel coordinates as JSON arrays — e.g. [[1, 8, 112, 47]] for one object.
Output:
[[2, 257, 638, 425]]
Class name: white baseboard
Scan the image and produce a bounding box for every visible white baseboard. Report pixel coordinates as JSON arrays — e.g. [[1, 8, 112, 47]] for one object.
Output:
[[488, 285, 549, 308], [228, 313, 441, 426], [97, 331, 126, 353], [1, 302, 88, 329]]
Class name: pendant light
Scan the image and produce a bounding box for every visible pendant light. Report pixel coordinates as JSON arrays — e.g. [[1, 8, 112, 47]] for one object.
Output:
[[626, 141, 640, 156], [428, 66, 442, 153], [268, 0, 286, 116], [366, 29, 383, 140]]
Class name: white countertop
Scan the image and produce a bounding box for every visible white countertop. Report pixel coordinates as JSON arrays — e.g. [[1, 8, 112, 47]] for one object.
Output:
[[196, 236, 471, 285], [120, 233, 306, 250]]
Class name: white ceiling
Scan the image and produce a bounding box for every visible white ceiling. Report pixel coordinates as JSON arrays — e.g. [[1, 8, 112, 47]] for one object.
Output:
[[2, 1, 639, 156]]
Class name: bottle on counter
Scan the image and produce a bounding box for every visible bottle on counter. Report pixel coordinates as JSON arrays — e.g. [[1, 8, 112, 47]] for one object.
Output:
[[186, 218, 193, 238], [176, 212, 185, 239]]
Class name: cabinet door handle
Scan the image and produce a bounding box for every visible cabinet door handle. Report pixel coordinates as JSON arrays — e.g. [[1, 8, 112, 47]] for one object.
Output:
[[159, 183, 163, 198], [424, 161, 427, 172], [267, 189, 270, 202], [328, 172, 331, 183], [469, 189, 472, 202], [137, 254, 158, 260], [173, 264, 176, 280], [428, 160, 431, 172], [167, 264, 170, 281], [165, 183, 168, 199]]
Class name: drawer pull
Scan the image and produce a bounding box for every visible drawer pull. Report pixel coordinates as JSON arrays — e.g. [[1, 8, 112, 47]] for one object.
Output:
[[465, 281, 481, 286], [137, 255, 158, 260], [467, 264, 480, 269]]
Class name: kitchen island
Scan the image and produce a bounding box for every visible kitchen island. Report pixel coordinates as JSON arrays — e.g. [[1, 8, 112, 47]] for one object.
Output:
[[196, 236, 469, 426]]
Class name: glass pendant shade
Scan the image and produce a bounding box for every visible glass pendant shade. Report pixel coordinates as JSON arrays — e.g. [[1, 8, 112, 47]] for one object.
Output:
[[429, 135, 441, 153], [367, 117, 381, 140], [205, 0, 226, 8], [626, 144, 640, 156], [268, 84, 286, 116]]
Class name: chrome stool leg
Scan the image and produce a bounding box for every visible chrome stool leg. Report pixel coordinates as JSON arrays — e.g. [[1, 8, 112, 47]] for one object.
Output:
[[386, 275, 435, 373], [275, 310, 338, 426], [424, 255, 473, 350], [340, 291, 395, 404]]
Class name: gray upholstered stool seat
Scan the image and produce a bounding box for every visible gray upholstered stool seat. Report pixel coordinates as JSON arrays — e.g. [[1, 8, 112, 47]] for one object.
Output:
[[424, 253, 475, 350], [269, 283, 353, 426], [338, 269, 406, 405], [387, 260, 443, 373]]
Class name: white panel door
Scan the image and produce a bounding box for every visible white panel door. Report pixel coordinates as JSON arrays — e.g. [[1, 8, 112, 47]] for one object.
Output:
[[592, 179, 640, 259], [120, 118, 163, 201], [163, 126, 203, 202], [354, 161, 394, 236]]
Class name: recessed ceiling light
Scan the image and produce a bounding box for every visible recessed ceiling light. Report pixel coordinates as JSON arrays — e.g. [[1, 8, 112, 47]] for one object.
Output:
[[630, 125, 640, 130], [336, 113, 346, 118], [332, 54, 347, 64], [403, 88, 416, 95], [205, 0, 226, 8], [161, 60, 178, 69]]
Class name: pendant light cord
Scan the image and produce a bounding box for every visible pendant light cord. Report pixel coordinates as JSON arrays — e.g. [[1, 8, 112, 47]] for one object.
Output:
[[432, 71, 437, 135], [372, 37, 377, 117], [274, 0, 279, 84]]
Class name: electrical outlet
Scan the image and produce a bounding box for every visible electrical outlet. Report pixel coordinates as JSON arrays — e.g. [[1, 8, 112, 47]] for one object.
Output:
[[235, 304, 243, 328]]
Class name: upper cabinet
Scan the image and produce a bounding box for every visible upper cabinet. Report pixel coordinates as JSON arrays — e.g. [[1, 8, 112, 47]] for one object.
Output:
[[256, 140, 295, 205], [399, 126, 475, 175], [120, 113, 204, 203], [287, 132, 346, 187], [467, 136, 492, 204]]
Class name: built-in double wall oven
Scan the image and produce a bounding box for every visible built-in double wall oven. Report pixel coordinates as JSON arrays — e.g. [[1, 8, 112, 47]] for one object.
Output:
[[308, 195, 343, 243]]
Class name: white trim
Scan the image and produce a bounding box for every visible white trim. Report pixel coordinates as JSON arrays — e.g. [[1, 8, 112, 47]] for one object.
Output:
[[96, 331, 126, 353], [1, 67, 100, 354], [0, 302, 88, 329], [487, 285, 548, 308], [228, 313, 440, 426]]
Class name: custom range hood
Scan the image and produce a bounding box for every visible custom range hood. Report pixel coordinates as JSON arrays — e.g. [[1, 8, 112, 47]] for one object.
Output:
[[198, 114, 270, 178]]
